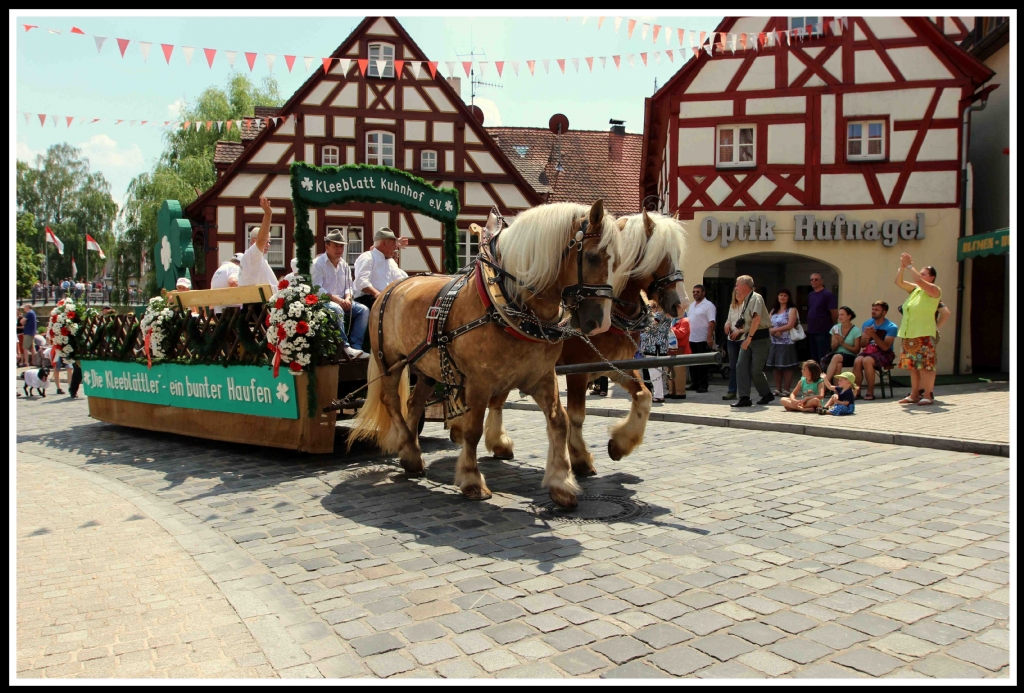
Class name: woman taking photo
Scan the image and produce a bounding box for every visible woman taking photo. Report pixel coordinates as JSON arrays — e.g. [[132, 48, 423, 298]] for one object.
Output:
[[894, 253, 942, 405], [822, 306, 862, 384], [720, 289, 743, 401], [766, 288, 799, 396]]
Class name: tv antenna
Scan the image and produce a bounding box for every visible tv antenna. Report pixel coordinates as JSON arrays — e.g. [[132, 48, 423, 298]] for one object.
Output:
[[455, 40, 502, 107]]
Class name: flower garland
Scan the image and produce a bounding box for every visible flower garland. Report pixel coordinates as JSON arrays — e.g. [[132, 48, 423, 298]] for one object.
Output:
[[139, 296, 185, 367], [265, 278, 339, 377], [47, 300, 87, 364]]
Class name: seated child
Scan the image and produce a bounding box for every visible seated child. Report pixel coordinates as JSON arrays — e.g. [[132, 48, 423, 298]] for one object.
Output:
[[820, 371, 857, 416], [782, 360, 824, 413]]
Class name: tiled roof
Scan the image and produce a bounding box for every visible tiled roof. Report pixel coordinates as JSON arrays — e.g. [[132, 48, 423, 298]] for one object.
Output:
[[486, 126, 642, 217], [214, 140, 245, 165]]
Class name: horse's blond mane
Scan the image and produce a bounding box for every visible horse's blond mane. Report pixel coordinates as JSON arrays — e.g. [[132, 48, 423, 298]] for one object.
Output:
[[497, 202, 618, 298], [612, 213, 688, 295]]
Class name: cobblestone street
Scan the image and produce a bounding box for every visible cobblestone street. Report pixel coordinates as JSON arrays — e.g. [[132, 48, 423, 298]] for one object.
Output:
[[15, 393, 1011, 679]]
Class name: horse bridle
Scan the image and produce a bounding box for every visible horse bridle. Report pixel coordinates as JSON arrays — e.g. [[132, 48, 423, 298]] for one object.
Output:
[[560, 217, 615, 310], [610, 267, 685, 333]]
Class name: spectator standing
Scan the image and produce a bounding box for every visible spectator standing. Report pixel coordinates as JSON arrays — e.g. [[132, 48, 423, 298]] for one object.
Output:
[[822, 307, 862, 383], [16, 307, 25, 367], [20, 305, 38, 368], [721, 289, 743, 401], [854, 301, 899, 400], [766, 288, 800, 396], [731, 276, 773, 408], [806, 272, 838, 364], [894, 253, 943, 405], [666, 315, 691, 399], [639, 303, 672, 403], [353, 228, 409, 309], [685, 284, 716, 393], [311, 229, 370, 358]]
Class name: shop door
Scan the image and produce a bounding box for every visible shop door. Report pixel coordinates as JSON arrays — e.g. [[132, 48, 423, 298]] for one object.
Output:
[[970, 254, 1007, 372]]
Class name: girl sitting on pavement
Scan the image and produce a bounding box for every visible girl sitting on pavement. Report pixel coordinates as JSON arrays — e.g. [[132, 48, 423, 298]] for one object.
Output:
[[782, 360, 824, 413], [820, 371, 857, 416]]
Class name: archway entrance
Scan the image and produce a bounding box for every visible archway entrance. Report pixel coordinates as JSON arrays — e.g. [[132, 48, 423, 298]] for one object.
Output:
[[702, 252, 842, 361]]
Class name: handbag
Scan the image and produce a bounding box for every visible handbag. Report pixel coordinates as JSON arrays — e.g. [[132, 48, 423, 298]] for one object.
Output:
[[789, 323, 806, 341]]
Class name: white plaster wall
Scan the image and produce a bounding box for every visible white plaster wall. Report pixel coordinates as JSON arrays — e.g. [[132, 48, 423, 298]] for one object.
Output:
[[304, 115, 326, 138], [302, 80, 338, 106], [821, 94, 836, 165], [888, 46, 954, 81], [331, 83, 358, 108], [737, 56, 774, 90], [685, 58, 743, 93], [820, 174, 873, 205], [747, 96, 805, 115], [677, 127, 715, 166], [917, 129, 958, 161], [678, 100, 732, 119], [767, 123, 805, 165]]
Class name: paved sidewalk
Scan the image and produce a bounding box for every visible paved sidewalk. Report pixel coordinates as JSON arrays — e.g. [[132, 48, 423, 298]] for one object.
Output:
[[16, 393, 1010, 679], [16, 456, 276, 678], [504, 376, 1010, 456]]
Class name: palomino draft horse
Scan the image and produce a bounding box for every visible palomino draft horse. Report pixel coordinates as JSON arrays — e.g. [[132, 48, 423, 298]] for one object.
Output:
[[468, 211, 689, 476], [348, 201, 620, 509]]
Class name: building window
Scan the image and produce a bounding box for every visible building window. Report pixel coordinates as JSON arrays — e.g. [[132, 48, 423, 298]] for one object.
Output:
[[789, 16, 820, 35], [457, 228, 480, 269], [365, 131, 395, 166], [322, 145, 340, 166], [368, 42, 395, 78], [716, 125, 755, 168], [420, 150, 437, 172], [246, 223, 285, 268], [847, 121, 885, 161], [346, 227, 363, 267]]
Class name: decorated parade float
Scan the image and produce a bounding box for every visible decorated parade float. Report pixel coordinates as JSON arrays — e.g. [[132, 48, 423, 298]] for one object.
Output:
[[75, 163, 460, 453]]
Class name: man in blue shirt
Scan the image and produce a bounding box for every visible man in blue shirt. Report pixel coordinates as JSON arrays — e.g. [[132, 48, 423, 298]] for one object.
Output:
[[20, 304, 38, 367], [854, 300, 899, 400]]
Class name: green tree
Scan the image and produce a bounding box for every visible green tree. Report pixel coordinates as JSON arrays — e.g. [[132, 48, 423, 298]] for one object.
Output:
[[113, 73, 282, 302], [17, 241, 43, 298]]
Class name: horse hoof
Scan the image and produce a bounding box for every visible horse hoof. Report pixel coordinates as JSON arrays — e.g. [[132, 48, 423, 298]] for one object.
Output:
[[549, 487, 578, 509], [491, 446, 515, 460], [607, 439, 627, 462], [572, 463, 597, 477], [401, 459, 425, 476], [461, 485, 492, 501]]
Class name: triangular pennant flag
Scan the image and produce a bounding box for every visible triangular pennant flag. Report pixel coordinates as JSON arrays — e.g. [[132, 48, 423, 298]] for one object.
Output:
[[358, 59, 369, 76], [585, 56, 594, 71], [408, 60, 421, 78], [445, 61, 456, 77], [139, 41, 151, 62], [627, 54, 635, 67], [628, 19, 637, 38], [642, 23, 649, 41], [38, 114, 46, 126], [700, 31, 706, 46], [495, 61, 504, 77], [510, 61, 519, 76], [615, 17, 623, 34], [265, 54, 276, 72], [653, 25, 661, 43], [666, 49, 674, 62], [183, 121, 190, 129], [571, 58, 579, 72], [477, 61, 486, 77], [244, 52, 257, 71], [394, 59, 404, 77], [66, 116, 74, 127], [284, 55, 295, 72], [613, 55, 621, 69], [599, 56, 606, 69], [581, 16, 588, 24], [542, 59, 550, 74], [322, 57, 335, 73], [427, 61, 438, 77], [140, 120, 147, 126], [51, 115, 58, 127], [182, 46, 194, 66], [527, 60, 535, 75], [225, 120, 233, 131], [206, 121, 213, 131], [194, 121, 202, 130], [640, 52, 647, 66], [129, 120, 136, 126], [377, 59, 390, 76], [47, 29, 62, 35], [729, 34, 737, 54], [204, 47, 216, 68], [23, 24, 38, 32], [23, 112, 30, 125], [116, 38, 130, 58], [678, 28, 685, 46], [303, 56, 313, 72], [654, 51, 660, 65], [226, 50, 237, 67], [71, 26, 85, 34], [598, 17, 605, 29], [557, 59, 566, 74], [740, 34, 747, 51], [94, 36, 107, 53], [337, 58, 350, 74], [161, 43, 174, 63], [462, 61, 472, 77]]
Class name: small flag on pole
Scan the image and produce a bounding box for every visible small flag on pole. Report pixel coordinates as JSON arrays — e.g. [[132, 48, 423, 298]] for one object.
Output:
[[46, 226, 65, 255]]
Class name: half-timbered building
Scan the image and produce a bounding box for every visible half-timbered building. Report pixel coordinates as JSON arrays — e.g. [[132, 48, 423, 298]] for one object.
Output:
[[640, 16, 996, 374], [187, 16, 543, 285]]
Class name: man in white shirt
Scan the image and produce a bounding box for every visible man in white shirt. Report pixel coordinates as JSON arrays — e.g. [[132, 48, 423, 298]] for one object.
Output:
[[312, 229, 369, 358], [238, 196, 280, 291], [209, 253, 242, 314], [687, 283, 717, 393], [353, 227, 409, 309]]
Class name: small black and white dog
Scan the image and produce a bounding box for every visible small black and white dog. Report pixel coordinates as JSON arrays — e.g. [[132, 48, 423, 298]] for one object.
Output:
[[23, 367, 51, 397]]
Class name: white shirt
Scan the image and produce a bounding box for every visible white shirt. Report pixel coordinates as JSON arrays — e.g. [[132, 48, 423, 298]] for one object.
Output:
[[687, 298, 717, 342], [353, 247, 407, 295], [210, 261, 240, 290], [238, 241, 278, 290], [311, 253, 353, 299]]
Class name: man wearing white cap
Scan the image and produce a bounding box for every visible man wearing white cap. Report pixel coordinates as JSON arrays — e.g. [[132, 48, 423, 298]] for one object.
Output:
[[353, 227, 409, 309], [312, 229, 369, 359], [210, 252, 243, 315], [282, 257, 301, 287], [238, 196, 279, 290]]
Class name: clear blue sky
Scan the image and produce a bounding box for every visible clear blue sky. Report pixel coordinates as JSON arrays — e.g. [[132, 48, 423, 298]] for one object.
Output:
[[15, 13, 724, 206]]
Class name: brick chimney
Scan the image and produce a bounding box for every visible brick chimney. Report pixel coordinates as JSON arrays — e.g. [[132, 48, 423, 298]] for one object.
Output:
[[609, 119, 625, 161]]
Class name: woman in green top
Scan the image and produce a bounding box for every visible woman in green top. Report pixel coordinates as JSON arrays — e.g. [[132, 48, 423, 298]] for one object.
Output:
[[894, 252, 942, 405], [821, 306, 862, 385]]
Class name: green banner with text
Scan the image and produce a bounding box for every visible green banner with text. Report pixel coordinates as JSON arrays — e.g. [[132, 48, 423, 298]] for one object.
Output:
[[957, 228, 1010, 261], [80, 360, 299, 419]]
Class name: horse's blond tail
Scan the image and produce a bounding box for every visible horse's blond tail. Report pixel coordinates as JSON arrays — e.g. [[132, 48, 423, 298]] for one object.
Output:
[[346, 357, 410, 453]]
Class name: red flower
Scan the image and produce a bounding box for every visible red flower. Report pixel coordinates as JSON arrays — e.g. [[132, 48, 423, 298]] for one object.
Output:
[[289, 361, 303, 373], [67, 311, 76, 319], [275, 298, 285, 309], [278, 279, 290, 290], [61, 327, 70, 336], [277, 325, 287, 340], [267, 343, 276, 353], [304, 294, 318, 306], [295, 321, 309, 335], [57, 300, 64, 306], [265, 315, 271, 326]]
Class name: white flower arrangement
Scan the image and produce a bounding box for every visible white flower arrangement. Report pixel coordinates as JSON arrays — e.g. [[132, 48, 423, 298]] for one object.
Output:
[[47, 300, 86, 364], [266, 277, 337, 376], [139, 296, 181, 361]]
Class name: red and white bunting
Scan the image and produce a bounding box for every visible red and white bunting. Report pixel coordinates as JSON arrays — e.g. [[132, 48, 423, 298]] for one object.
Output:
[[494, 61, 504, 78], [510, 61, 519, 76], [542, 59, 550, 74], [161, 43, 173, 63], [116, 37, 130, 57], [527, 60, 535, 76], [204, 47, 217, 68], [303, 56, 314, 72], [284, 54, 296, 72], [614, 17, 622, 34], [265, 54, 276, 72], [627, 19, 637, 39], [556, 59, 565, 74], [94, 36, 106, 53], [182, 46, 194, 66], [445, 61, 456, 78], [139, 41, 151, 62], [477, 61, 486, 77], [322, 57, 335, 74], [245, 51, 257, 71], [226, 50, 237, 68], [641, 23, 649, 41]]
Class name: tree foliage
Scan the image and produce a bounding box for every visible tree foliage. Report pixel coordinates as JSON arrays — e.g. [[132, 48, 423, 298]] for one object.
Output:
[[112, 73, 283, 303], [17, 240, 43, 298]]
